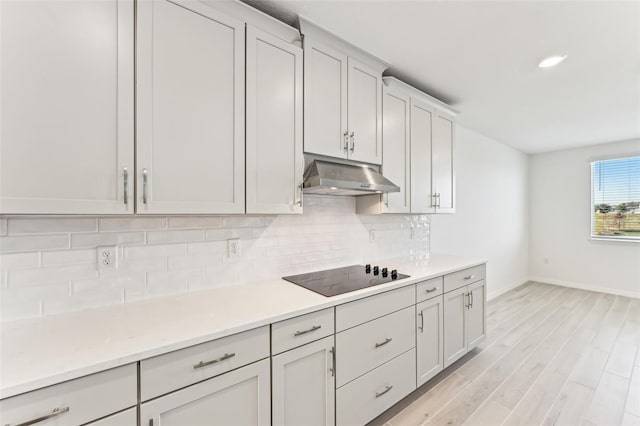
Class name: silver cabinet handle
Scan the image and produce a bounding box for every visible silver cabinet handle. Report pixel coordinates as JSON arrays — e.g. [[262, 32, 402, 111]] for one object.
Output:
[[436, 193, 441, 208], [464, 275, 475, 280], [294, 325, 321, 336], [149, 420, 154, 426], [432, 193, 438, 208], [418, 310, 424, 332], [123, 167, 129, 205], [470, 290, 474, 308], [7, 406, 70, 426], [465, 293, 470, 309], [343, 131, 349, 153], [330, 346, 336, 377], [295, 183, 303, 206], [193, 352, 236, 369], [375, 385, 393, 398], [375, 337, 392, 348], [142, 168, 149, 205], [384, 192, 389, 208], [349, 132, 355, 153], [426, 287, 438, 293]]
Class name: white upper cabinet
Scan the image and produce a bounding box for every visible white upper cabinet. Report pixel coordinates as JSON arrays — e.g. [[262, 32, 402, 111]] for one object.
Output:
[[246, 26, 304, 214], [433, 110, 456, 213], [300, 17, 386, 165], [347, 58, 383, 164], [381, 85, 411, 213], [410, 97, 436, 214], [136, 0, 245, 214], [0, 0, 134, 214], [303, 38, 349, 160]]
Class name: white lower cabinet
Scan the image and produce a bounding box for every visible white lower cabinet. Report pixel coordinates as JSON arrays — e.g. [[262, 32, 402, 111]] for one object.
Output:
[[443, 277, 487, 368], [272, 336, 336, 426], [87, 408, 137, 426], [416, 295, 444, 386], [140, 359, 270, 426], [336, 349, 416, 426]]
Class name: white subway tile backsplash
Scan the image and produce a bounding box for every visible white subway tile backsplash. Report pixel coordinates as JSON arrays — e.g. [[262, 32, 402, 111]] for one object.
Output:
[[147, 229, 205, 244], [71, 232, 145, 248], [0, 235, 69, 253], [168, 217, 221, 229], [0, 196, 429, 320], [98, 217, 167, 232], [8, 218, 97, 235]]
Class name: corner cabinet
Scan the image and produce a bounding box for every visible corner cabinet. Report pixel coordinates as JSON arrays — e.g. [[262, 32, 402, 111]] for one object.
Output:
[[300, 17, 386, 165], [136, 0, 245, 214], [246, 26, 304, 214], [0, 0, 134, 214]]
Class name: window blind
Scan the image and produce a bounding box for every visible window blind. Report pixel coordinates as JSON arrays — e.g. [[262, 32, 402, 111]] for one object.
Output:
[[591, 156, 640, 239]]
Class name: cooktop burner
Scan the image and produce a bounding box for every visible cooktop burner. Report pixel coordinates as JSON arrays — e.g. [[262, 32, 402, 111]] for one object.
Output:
[[282, 264, 410, 297]]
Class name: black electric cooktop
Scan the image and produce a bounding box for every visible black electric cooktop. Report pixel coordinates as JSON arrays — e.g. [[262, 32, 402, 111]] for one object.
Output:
[[282, 264, 410, 297]]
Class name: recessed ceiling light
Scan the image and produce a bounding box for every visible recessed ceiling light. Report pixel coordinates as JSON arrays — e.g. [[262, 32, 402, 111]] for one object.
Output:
[[538, 55, 568, 68]]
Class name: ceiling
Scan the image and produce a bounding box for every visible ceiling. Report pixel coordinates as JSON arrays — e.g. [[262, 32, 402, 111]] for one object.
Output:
[[243, 0, 640, 154]]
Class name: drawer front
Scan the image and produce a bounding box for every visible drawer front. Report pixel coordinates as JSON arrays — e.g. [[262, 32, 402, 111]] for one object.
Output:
[[416, 276, 443, 302], [336, 285, 415, 332], [444, 264, 486, 293], [0, 364, 136, 426], [140, 326, 269, 401], [272, 307, 334, 355], [336, 306, 415, 387], [87, 407, 137, 426], [336, 349, 416, 426]]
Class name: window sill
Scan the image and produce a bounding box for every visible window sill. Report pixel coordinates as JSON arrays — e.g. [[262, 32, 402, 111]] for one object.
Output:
[[589, 236, 640, 244]]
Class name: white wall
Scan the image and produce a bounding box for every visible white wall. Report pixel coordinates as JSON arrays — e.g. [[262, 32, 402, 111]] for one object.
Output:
[[430, 126, 530, 300], [530, 139, 640, 298]]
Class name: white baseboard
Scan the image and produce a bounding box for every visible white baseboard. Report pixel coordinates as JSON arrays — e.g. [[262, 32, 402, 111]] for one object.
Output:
[[487, 278, 529, 301], [529, 276, 640, 299]]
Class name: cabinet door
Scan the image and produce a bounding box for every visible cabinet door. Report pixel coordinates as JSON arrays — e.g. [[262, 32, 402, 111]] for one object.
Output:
[[272, 336, 335, 426], [137, 0, 245, 214], [86, 408, 136, 426], [416, 295, 444, 387], [466, 279, 486, 350], [140, 359, 270, 426], [432, 110, 455, 213], [381, 86, 411, 213], [246, 26, 303, 214], [409, 98, 436, 214], [347, 58, 382, 165], [0, 0, 134, 214], [303, 38, 348, 159], [443, 286, 468, 367]]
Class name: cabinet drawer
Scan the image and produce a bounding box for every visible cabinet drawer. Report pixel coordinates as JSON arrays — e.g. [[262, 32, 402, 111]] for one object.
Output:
[[336, 306, 415, 387], [88, 407, 137, 426], [140, 326, 269, 401], [336, 349, 416, 426], [0, 364, 136, 426], [444, 264, 486, 293], [336, 285, 415, 332], [272, 308, 334, 355], [416, 277, 443, 302]]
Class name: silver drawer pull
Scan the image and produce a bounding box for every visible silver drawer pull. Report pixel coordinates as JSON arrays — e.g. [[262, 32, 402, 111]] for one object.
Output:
[[193, 352, 236, 369], [7, 406, 70, 426], [375, 385, 393, 398], [294, 325, 321, 337], [464, 274, 475, 280], [375, 337, 393, 348], [426, 287, 438, 293]]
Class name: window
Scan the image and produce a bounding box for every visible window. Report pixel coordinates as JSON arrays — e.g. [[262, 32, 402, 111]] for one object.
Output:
[[591, 156, 640, 240]]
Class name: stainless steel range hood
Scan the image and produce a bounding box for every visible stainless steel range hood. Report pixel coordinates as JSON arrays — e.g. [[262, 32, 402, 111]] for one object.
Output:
[[303, 159, 400, 196]]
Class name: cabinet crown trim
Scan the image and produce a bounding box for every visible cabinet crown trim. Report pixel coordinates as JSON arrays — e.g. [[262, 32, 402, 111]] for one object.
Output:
[[298, 15, 389, 73], [383, 76, 458, 116]]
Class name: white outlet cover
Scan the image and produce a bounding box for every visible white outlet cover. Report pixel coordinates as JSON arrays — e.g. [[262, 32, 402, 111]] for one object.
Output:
[[97, 246, 117, 271], [227, 239, 241, 258]]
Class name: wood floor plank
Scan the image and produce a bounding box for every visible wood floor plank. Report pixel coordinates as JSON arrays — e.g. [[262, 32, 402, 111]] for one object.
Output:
[[621, 412, 640, 426], [582, 372, 630, 426], [626, 366, 640, 418]]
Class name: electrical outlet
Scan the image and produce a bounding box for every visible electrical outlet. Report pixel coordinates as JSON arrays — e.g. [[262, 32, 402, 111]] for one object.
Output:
[[97, 246, 117, 271], [369, 229, 376, 243], [227, 239, 241, 258]]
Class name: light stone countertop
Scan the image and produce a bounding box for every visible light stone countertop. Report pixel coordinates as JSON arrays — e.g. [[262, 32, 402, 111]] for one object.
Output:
[[0, 254, 485, 399]]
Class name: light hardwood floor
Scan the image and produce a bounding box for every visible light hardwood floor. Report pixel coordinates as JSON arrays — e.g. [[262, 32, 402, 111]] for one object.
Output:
[[368, 282, 640, 426]]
